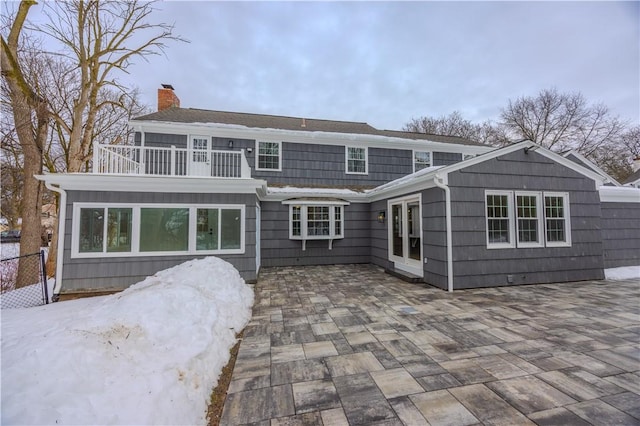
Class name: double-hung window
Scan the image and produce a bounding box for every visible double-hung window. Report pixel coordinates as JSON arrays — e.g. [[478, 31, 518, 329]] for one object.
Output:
[[256, 141, 281, 171], [544, 192, 571, 247], [515, 192, 543, 247], [485, 191, 571, 249], [486, 191, 515, 248], [413, 151, 432, 172], [73, 203, 244, 257], [285, 200, 347, 250], [346, 147, 367, 174]]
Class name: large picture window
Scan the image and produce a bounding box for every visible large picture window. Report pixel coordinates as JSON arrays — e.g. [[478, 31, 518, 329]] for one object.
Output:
[[73, 203, 244, 257], [485, 191, 571, 249], [140, 208, 189, 252], [346, 147, 367, 174], [256, 141, 281, 171]]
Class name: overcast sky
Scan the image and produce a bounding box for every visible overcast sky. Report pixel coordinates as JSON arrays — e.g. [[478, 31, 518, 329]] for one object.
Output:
[[30, 1, 640, 130]]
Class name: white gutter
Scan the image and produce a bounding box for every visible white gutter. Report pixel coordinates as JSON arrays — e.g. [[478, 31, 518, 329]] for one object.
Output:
[[433, 174, 453, 292], [43, 180, 66, 299]]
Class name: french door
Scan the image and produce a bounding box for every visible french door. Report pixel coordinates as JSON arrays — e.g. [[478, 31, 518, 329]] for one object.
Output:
[[190, 136, 211, 176], [388, 194, 423, 276]]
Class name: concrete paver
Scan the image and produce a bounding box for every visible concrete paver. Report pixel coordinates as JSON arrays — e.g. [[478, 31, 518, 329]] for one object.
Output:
[[220, 264, 640, 425]]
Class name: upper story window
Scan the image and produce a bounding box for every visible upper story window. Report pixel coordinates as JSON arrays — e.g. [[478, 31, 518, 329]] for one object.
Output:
[[413, 151, 432, 172], [73, 203, 244, 257], [256, 141, 281, 171], [346, 147, 367, 174], [485, 190, 571, 249]]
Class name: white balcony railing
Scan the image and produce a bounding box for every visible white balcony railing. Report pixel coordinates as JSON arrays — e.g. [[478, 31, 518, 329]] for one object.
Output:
[[92, 143, 252, 178]]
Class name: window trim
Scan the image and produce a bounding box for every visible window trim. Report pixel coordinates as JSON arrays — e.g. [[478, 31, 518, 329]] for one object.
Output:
[[485, 191, 572, 249], [255, 140, 282, 172], [283, 200, 348, 250], [412, 150, 432, 173], [485, 190, 516, 249], [71, 202, 245, 258], [543, 192, 572, 247], [515, 191, 544, 248], [345, 146, 368, 175]]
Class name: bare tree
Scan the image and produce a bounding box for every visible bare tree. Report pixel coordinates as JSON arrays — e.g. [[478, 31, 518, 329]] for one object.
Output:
[[500, 88, 626, 155], [1, 0, 49, 286], [404, 111, 509, 146], [39, 0, 182, 173]]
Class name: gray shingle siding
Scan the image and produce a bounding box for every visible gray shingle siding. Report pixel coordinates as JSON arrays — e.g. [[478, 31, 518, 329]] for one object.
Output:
[[433, 152, 462, 166], [370, 200, 391, 270], [601, 201, 640, 268], [61, 191, 258, 292], [260, 201, 371, 267], [446, 149, 605, 289], [421, 188, 448, 290], [136, 132, 468, 186]]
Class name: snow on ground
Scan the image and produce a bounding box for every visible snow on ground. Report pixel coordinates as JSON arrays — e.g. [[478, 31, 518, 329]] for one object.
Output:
[[1, 257, 254, 425], [605, 265, 640, 281]]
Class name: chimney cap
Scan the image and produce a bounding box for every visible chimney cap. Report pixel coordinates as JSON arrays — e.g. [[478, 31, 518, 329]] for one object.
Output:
[[161, 84, 174, 90]]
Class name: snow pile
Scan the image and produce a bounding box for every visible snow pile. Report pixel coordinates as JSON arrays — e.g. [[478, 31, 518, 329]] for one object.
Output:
[[605, 265, 640, 281], [1, 257, 254, 425]]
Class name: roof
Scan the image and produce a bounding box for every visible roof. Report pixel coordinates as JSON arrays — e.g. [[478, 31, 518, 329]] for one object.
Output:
[[622, 168, 640, 185], [563, 150, 620, 186], [133, 107, 483, 146]]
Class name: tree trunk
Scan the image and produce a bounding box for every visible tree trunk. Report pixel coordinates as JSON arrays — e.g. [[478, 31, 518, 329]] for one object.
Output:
[[45, 197, 59, 278], [1, 0, 49, 287]]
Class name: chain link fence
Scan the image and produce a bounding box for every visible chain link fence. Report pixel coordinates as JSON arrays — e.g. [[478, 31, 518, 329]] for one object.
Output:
[[1, 251, 49, 309]]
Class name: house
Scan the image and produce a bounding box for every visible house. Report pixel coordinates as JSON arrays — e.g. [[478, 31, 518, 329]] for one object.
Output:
[[37, 86, 640, 299], [622, 157, 640, 188]]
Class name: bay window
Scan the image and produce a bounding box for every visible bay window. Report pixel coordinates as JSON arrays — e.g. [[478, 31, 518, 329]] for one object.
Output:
[[284, 200, 347, 250]]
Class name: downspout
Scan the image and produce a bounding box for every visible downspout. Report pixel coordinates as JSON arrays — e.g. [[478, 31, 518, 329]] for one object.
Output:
[[433, 174, 453, 292], [44, 181, 66, 301]]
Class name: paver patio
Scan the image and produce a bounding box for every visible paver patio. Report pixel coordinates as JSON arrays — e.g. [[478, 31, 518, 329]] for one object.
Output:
[[220, 264, 640, 425]]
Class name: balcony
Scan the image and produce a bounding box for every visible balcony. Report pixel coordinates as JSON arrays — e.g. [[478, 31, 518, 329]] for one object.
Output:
[[93, 143, 252, 178]]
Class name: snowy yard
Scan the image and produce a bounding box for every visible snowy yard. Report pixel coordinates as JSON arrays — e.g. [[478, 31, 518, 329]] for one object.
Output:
[[0, 259, 637, 425], [1, 257, 254, 425]]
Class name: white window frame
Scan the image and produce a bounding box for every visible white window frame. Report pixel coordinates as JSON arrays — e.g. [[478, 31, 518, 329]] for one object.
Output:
[[485, 190, 515, 249], [345, 146, 368, 175], [283, 200, 348, 250], [543, 192, 572, 247], [71, 203, 245, 258], [255, 140, 282, 171], [515, 191, 544, 248], [413, 150, 432, 173], [485, 191, 572, 249]]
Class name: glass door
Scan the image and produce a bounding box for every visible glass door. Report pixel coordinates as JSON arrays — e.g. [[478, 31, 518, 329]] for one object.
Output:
[[388, 195, 423, 276], [190, 136, 211, 176]]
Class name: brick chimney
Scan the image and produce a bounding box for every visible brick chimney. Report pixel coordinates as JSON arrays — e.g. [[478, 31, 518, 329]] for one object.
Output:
[[157, 84, 180, 111]]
